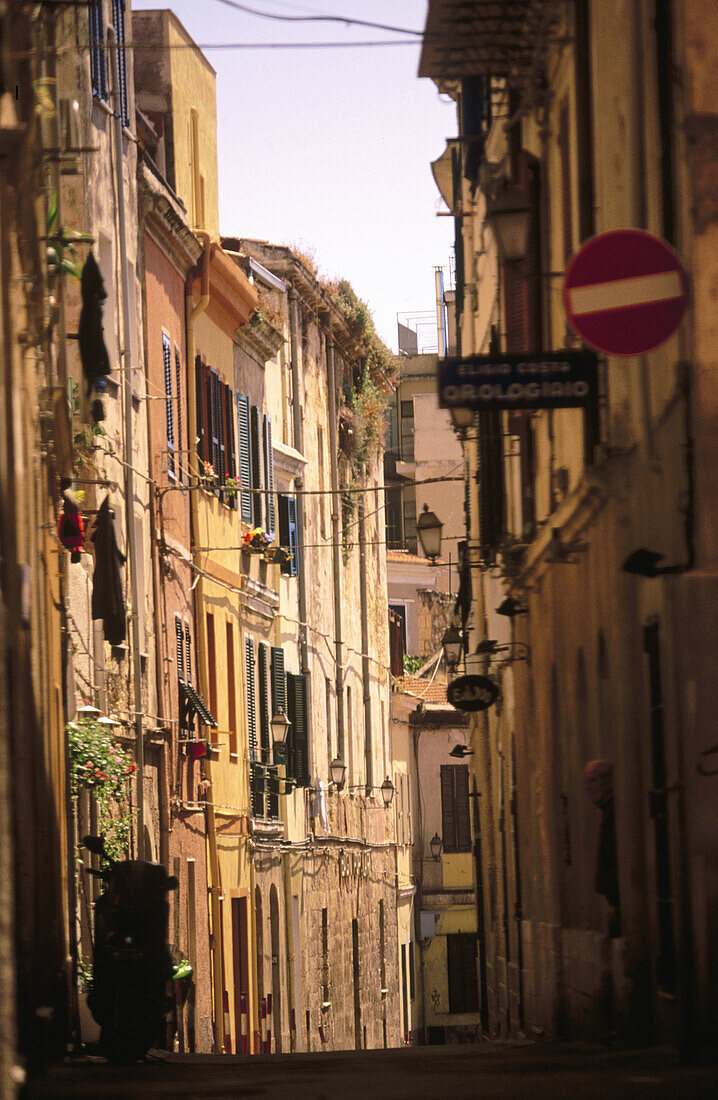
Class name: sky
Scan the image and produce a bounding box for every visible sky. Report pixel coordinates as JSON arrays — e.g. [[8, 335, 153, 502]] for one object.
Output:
[[131, 0, 455, 351]]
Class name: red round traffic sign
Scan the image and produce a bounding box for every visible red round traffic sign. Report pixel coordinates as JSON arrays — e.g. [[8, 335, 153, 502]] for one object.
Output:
[[563, 229, 688, 356]]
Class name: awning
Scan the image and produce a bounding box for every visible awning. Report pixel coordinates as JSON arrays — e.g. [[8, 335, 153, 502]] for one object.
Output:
[[179, 679, 217, 728]]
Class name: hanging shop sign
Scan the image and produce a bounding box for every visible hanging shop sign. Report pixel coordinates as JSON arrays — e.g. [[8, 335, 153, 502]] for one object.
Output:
[[447, 674, 499, 713], [438, 350, 598, 412], [563, 229, 688, 356]]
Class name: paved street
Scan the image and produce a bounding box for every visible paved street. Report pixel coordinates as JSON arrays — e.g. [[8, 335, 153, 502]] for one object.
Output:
[[26, 1043, 718, 1099]]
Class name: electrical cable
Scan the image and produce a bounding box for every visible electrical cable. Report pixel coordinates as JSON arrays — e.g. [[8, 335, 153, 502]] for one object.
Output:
[[211, 0, 423, 36]]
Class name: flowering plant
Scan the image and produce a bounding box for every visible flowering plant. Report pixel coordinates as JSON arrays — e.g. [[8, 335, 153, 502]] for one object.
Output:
[[243, 527, 273, 551], [67, 715, 136, 863], [201, 461, 216, 482], [224, 476, 239, 494]]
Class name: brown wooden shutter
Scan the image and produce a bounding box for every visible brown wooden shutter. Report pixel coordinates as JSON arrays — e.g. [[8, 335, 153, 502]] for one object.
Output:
[[455, 765, 471, 852], [441, 765, 457, 852]]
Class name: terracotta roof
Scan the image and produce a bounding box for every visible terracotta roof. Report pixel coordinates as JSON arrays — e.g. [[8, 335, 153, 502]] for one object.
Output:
[[386, 550, 431, 564], [397, 677, 448, 704]]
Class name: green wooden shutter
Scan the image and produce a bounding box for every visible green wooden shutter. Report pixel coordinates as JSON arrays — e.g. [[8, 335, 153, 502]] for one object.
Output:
[[250, 405, 262, 527], [263, 415, 275, 538], [271, 647, 286, 713], [287, 673, 309, 786], [245, 637, 257, 761], [175, 616, 184, 681], [236, 394, 252, 522], [195, 356, 206, 465], [224, 384, 237, 509], [258, 642, 270, 763]]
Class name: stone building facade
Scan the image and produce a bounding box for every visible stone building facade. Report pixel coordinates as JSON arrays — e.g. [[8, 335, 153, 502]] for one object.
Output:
[[421, 0, 718, 1057]]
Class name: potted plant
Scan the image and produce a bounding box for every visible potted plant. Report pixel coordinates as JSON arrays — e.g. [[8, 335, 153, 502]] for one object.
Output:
[[201, 461, 217, 486], [223, 475, 239, 506], [243, 527, 273, 553], [264, 546, 291, 566]]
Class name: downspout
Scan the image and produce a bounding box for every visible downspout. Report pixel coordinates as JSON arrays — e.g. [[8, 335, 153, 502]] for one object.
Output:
[[185, 232, 224, 1051], [109, 25, 145, 857], [325, 334, 345, 763], [289, 292, 311, 683], [358, 493, 373, 792], [282, 852, 296, 1051]]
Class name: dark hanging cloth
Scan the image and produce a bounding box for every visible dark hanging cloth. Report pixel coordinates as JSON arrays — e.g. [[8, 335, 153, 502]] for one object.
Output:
[[78, 252, 111, 396], [91, 496, 126, 646]]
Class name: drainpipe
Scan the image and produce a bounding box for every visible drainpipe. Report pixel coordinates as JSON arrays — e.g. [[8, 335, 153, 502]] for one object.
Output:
[[325, 334, 345, 763], [109, 26, 145, 857], [282, 851, 296, 1051], [289, 291, 310, 690], [185, 232, 225, 1050], [358, 494, 373, 792]]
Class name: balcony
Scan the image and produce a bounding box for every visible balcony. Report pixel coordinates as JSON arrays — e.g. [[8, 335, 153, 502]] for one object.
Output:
[[420, 0, 565, 104]]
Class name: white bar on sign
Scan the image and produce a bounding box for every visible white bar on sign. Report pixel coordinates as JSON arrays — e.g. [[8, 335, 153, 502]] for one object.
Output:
[[569, 269, 683, 315]]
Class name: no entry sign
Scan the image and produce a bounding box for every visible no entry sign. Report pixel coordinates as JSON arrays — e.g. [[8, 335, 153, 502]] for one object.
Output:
[[563, 229, 688, 356]]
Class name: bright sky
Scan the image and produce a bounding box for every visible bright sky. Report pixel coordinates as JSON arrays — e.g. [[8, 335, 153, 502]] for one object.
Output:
[[132, 0, 455, 351]]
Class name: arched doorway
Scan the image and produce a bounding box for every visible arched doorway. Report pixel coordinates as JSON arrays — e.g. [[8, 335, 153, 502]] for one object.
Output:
[[269, 884, 282, 1052]]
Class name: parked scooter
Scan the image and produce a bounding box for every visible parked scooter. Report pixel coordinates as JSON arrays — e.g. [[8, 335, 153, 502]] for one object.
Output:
[[83, 834, 178, 1062]]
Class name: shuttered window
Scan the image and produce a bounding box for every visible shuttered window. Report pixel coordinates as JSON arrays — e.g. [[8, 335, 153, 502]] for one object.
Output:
[[175, 616, 185, 682], [286, 672, 309, 786], [195, 360, 236, 505], [163, 333, 175, 478], [477, 409, 505, 560], [250, 406, 262, 527], [446, 933, 479, 1013], [246, 637, 264, 818], [184, 622, 192, 685], [223, 384, 237, 509], [195, 357, 207, 466], [278, 494, 298, 577], [174, 346, 183, 483], [258, 642, 271, 767], [236, 394, 253, 522], [89, 0, 108, 102], [111, 0, 129, 127], [263, 416, 276, 538], [441, 765, 471, 853]]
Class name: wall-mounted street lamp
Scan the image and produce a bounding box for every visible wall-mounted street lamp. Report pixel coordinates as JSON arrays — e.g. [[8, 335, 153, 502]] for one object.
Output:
[[429, 833, 443, 861], [496, 596, 528, 618], [270, 708, 291, 747], [441, 624, 464, 672], [487, 183, 531, 263], [380, 776, 395, 807], [77, 703, 101, 719], [330, 756, 346, 789], [448, 405, 474, 441], [476, 639, 530, 662], [417, 504, 443, 563], [449, 744, 474, 759]]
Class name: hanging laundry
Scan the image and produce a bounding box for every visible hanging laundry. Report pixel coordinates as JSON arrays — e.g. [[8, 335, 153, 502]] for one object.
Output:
[[91, 496, 126, 646], [78, 252, 111, 399], [57, 478, 85, 562]]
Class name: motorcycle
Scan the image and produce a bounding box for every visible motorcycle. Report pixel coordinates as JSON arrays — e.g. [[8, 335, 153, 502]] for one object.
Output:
[[83, 834, 178, 1063]]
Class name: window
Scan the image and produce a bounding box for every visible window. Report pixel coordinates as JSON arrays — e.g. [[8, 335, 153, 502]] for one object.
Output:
[[89, 0, 108, 102], [269, 648, 286, 818], [236, 394, 253, 522], [441, 764, 471, 853], [206, 613, 217, 721], [176, 616, 191, 735], [111, 0, 129, 127], [286, 672, 310, 786], [400, 399, 414, 463], [317, 426, 326, 538], [446, 933, 479, 1013], [226, 621, 237, 755], [174, 346, 183, 482], [325, 677, 333, 768], [278, 494, 298, 576], [408, 940, 415, 1001], [163, 334, 175, 478], [263, 416, 276, 538], [195, 360, 237, 508], [402, 495, 417, 552], [385, 487, 403, 547], [258, 643, 279, 819], [250, 405, 262, 526], [245, 637, 263, 818], [385, 397, 399, 456]]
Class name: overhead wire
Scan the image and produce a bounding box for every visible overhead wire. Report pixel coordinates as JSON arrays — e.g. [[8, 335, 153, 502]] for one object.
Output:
[[211, 0, 423, 36]]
